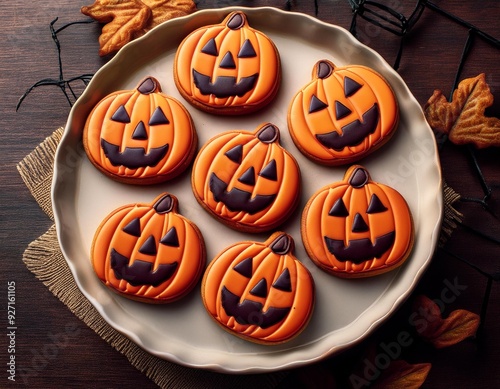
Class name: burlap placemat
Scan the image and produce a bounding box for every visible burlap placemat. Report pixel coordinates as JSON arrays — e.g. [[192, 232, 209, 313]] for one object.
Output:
[[17, 128, 289, 389]]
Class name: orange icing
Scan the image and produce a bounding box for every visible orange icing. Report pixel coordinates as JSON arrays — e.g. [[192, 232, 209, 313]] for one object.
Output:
[[174, 11, 281, 114], [288, 60, 399, 165], [191, 123, 301, 232], [83, 76, 197, 184], [202, 232, 315, 344], [301, 165, 413, 277], [91, 193, 205, 303]]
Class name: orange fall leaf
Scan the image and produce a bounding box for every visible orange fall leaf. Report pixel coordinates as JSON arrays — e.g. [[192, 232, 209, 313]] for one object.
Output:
[[372, 360, 431, 389], [82, 0, 196, 56], [82, 0, 152, 56], [133, 0, 196, 38], [412, 295, 480, 349], [424, 73, 500, 148]]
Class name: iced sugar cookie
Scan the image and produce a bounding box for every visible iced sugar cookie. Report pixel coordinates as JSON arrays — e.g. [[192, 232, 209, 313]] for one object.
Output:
[[91, 193, 205, 303], [174, 11, 281, 115], [83, 76, 197, 184], [302, 165, 413, 277], [201, 232, 315, 344], [288, 60, 399, 165], [191, 123, 301, 232]]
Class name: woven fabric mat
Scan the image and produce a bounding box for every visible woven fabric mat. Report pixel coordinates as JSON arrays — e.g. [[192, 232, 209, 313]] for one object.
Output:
[[17, 128, 289, 389]]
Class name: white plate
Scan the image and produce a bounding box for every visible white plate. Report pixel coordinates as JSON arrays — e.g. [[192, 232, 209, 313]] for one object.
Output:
[[52, 7, 442, 373]]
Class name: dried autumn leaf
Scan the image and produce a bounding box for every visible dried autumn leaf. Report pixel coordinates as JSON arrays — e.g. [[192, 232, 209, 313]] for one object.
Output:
[[427, 309, 480, 349], [424, 73, 500, 148], [133, 0, 196, 39], [412, 295, 480, 349], [82, 0, 152, 56], [372, 360, 431, 389]]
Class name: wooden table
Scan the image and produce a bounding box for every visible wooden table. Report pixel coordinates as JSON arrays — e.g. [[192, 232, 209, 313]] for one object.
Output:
[[2, 0, 499, 387]]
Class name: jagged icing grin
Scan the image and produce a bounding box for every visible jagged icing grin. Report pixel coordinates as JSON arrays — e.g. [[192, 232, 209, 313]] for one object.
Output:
[[324, 231, 395, 264], [315, 103, 380, 151], [193, 70, 258, 98], [221, 286, 290, 329], [209, 173, 276, 215], [110, 249, 178, 287], [101, 139, 168, 169]]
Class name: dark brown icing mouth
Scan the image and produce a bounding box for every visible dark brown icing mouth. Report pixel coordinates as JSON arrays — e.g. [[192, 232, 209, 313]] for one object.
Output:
[[192, 69, 258, 98], [101, 139, 169, 169], [221, 286, 290, 329], [110, 249, 178, 287], [315, 103, 379, 151], [209, 172, 276, 215], [324, 230, 395, 264]]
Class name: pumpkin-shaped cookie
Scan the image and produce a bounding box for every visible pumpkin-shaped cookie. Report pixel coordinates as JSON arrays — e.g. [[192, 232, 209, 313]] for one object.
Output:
[[288, 60, 399, 165], [83, 76, 197, 184], [202, 232, 315, 344], [192, 123, 301, 232], [174, 11, 281, 115], [302, 165, 413, 278], [91, 193, 205, 303]]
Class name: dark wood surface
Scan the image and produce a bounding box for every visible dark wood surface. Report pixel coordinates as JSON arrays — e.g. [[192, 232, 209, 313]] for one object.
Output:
[[1, 0, 499, 387]]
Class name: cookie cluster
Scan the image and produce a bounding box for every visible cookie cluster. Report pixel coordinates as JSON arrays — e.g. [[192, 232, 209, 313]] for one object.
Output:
[[84, 11, 413, 345]]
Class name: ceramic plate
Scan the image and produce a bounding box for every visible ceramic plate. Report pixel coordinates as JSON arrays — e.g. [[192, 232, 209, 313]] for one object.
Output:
[[52, 7, 442, 373]]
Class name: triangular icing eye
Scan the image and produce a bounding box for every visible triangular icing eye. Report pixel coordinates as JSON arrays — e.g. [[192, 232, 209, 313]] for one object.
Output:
[[122, 217, 141, 237], [132, 121, 148, 140], [258, 159, 277, 181], [238, 167, 255, 186], [335, 101, 352, 120], [328, 198, 349, 217], [344, 76, 363, 97], [272, 268, 292, 292], [250, 278, 268, 297], [224, 144, 243, 164], [238, 39, 257, 58], [366, 194, 388, 214], [233, 257, 253, 278], [149, 107, 170, 125], [111, 105, 131, 123], [139, 236, 157, 255], [220, 52, 236, 69], [201, 38, 218, 56], [309, 95, 328, 113], [352, 213, 369, 232], [160, 227, 179, 247]]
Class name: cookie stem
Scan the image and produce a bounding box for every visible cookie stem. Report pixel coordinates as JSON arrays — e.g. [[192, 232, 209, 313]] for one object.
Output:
[[269, 232, 294, 255], [226, 11, 246, 30], [137, 76, 161, 95], [153, 193, 177, 214], [257, 123, 280, 144], [348, 166, 370, 188]]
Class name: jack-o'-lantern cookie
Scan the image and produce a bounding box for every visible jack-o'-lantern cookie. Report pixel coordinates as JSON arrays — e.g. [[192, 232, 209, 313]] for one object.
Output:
[[302, 165, 413, 278], [83, 76, 197, 184], [288, 60, 399, 165], [202, 232, 315, 344], [174, 11, 281, 115], [91, 193, 206, 303], [192, 123, 301, 232]]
